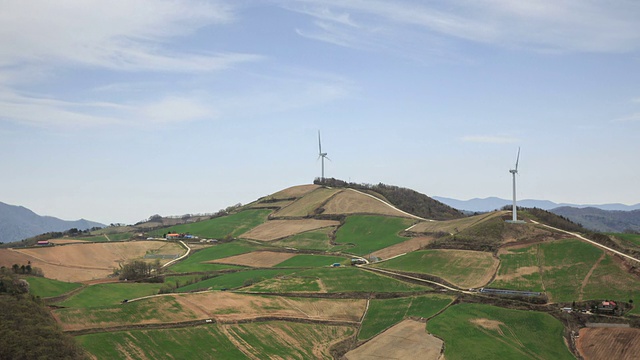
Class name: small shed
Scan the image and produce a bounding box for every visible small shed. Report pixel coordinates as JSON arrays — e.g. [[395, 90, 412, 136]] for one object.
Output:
[[37, 240, 50, 246]]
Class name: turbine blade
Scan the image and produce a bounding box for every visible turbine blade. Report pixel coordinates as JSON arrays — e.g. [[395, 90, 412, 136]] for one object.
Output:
[[325, 155, 331, 161], [515, 147, 520, 171], [318, 130, 322, 154]]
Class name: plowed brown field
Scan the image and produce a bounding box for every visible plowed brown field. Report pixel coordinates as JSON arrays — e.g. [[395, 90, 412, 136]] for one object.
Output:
[[273, 188, 341, 217], [240, 219, 340, 241], [0, 241, 184, 282], [577, 327, 640, 360], [322, 189, 418, 218], [267, 184, 321, 200], [371, 236, 434, 260], [345, 319, 443, 360]]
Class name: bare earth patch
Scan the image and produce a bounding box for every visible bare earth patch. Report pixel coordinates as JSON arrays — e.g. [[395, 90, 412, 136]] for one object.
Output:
[[322, 189, 418, 218], [409, 212, 508, 233], [1, 241, 184, 282], [371, 236, 434, 260], [174, 292, 366, 322], [345, 319, 443, 360], [210, 251, 296, 267], [267, 184, 321, 200], [577, 327, 640, 360], [493, 266, 540, 282], [48, 239, 91, 245], [470, 318, 506, 334], [240, 219, 340, 241], [273, 188, 342, 217]]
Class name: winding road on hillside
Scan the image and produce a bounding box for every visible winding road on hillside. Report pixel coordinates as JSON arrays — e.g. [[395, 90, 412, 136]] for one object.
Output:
[[530, 220, 640, 264]]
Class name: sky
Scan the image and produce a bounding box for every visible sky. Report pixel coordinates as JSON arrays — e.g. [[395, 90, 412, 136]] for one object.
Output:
[[1, 0, 640, 225]]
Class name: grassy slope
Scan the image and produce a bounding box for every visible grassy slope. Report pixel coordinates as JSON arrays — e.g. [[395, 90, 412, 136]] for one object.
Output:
[[273, 254, 347, 267], [77, 326, 248, 359], [491, 238, 640, 302], [271, 228, 335, 251], [168, 241, 259, 273], [374, 250, 497, 288], [246, 267, 427, 293], [427, 303, 574, 360], [176, 269, 299, 292], [25, 276, 83, 298], [334, 215, 413, 255], [57, 283, 164, 308], [490, 245, 544, 292], [226, 321, 354, 359], [359, 294, 454, 340], [150, 209, 271, 239]]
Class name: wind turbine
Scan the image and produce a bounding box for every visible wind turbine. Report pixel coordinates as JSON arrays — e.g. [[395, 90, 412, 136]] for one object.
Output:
[[318, 130, 330, 181], [509, 147, 521, 223]]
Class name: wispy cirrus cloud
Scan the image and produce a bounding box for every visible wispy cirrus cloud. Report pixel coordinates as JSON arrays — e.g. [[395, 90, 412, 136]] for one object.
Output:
[[0, 0, 262, 73], [283, 0, 640, 54]]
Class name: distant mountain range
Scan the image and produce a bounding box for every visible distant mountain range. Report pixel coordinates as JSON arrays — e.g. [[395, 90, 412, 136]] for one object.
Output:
[[433, 196, 640, 233], [432, 196, 640, 212], [0, 202, 105, 243]]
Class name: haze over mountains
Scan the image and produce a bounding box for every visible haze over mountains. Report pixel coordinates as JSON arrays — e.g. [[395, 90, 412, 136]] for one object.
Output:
[[432, 196, 640, 212], [434, 196, 640, 233], [0, 202, 104, 243]]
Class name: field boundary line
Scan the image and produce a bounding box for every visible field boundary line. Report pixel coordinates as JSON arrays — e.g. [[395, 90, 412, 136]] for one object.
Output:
[[530, 220, 640, 264]]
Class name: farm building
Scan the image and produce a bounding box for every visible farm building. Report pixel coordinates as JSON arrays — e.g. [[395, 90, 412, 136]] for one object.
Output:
[[36, 240, 50, 246], [597, 300, 617, 314], [166, 233, 181, 240]]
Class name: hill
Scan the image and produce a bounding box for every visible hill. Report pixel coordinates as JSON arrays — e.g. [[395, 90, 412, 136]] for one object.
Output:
[[0, 202, 104, 244], [551, 207, 640, 233], [3, 183, 640, 359], [315, 178, 464, 220]]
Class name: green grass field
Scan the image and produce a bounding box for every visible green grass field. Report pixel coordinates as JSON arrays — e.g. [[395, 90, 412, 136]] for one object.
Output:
[[373, 250, 498, 289], [334, 215, 413, 255], [176, 269, 299, 292], [273, 254, 347, 268], [54, 296, 198, 329], [582, 254, 640, 302], [246, 267, 428, 293], [609, 233, 640, 248], [427, 303, 574, 360], [359, 294, 453, 340], [271, 228, 335, 251], [24, 276, 83, 298], [150, 209, 271, 239], [225, 321, 354, 359], [540, 239, 604, 302], [56, 283, 164, 308], [490, 245, 544, 292], [77, 326, 248, 359], [168, 241, 260, 273]]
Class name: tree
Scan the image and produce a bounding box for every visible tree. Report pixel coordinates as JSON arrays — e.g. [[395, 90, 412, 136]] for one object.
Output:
[[11, 264, 19, 274]]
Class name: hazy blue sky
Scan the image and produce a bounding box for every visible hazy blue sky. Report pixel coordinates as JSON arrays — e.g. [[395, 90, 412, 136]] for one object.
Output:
[[1, 0, 639, 224]]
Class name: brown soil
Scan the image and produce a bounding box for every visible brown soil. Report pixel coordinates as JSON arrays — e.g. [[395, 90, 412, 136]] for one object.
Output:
[[409, 212, 508, 234], [345, 319, 443, 360], [267, 184, 321, 200], [0, 241, 184, 282], [240, 219, 340, 241], [577, 328, 640, 360], [371, 236, 434, 260], [210, 251, 296, 268], [173, 292, 366, 322], [273, 188, 342, 217], [470, 318, 505, 334], [322, 189, 417, 218], [48, 239, 91, 245]]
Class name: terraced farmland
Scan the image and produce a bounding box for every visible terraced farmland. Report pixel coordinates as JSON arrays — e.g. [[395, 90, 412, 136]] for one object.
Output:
[[373, 249, 499, 289]]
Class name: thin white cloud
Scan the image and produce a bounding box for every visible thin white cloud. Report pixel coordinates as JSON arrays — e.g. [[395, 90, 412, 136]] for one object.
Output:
[[461, 135, 520, 144], [284, 0, 640, 53], [0, 0, 262, 72], [613, 113, 640, 123]]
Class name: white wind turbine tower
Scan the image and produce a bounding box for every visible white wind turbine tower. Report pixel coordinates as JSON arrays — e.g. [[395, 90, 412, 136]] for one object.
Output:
[[318, 130, 330, 181], [508, 147, 523, 223]]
